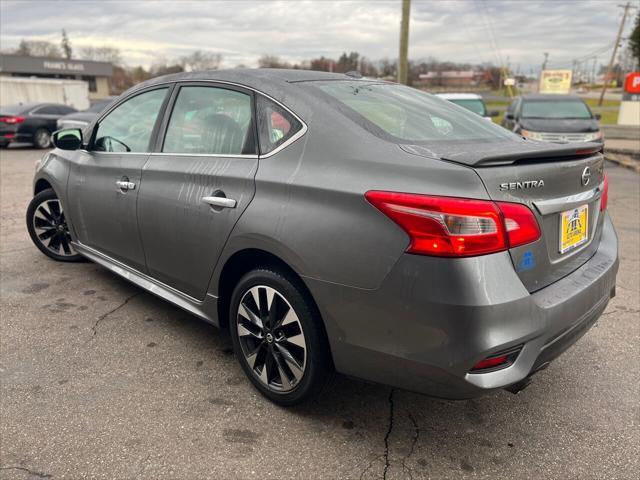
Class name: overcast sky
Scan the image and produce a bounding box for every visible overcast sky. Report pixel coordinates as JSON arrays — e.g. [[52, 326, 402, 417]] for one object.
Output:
[[0, 0, 634, 73]]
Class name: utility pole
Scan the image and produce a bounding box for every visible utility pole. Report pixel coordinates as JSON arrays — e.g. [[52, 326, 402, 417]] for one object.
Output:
[[599, 2, 633, 106], [398, 0, 411, 85]]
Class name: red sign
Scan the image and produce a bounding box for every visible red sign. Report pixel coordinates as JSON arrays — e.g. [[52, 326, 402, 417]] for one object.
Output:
[[624, 72, 640, 94]]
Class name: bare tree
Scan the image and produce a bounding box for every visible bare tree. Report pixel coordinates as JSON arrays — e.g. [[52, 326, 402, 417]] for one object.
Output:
[[15, 40, 62, 58], [310, 56, 333, 72], [377, 58, 396, 78], [80, 46, 122, 64], [150, 62, 184, 77], [180, 50, 222, 72], [258, 55, 290, 69]]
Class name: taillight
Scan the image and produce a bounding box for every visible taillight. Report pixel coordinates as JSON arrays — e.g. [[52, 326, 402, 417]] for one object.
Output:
[[496, 201, 542, 248], [0, 116, 25, 124], [365, 191, 540, 257], [600, 174, 608, 211]]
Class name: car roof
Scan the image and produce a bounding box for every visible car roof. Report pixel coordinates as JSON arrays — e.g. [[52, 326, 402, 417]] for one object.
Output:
[[1, 103, 63, 114], [1, 103, 39, 112], [126, 68, 369, 103], [435, 93, 482, 100], [142, 68, 351, 85], [520, 94, 584, 101], [11, 102, 68, 109]]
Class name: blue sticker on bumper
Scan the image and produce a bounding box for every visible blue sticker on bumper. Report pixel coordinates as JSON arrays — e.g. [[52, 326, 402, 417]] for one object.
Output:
[[517, 250, 536, 271]]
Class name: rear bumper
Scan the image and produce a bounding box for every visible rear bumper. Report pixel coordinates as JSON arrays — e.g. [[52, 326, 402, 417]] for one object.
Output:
[[305, 213, 618, 398], [0, 128, 32, 145]]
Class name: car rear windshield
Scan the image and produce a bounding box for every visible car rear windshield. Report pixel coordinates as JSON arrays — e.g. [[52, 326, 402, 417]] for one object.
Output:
[[450, 99, 486, 116], [521, 100, 592, 119], [314, 82, 514, 143]]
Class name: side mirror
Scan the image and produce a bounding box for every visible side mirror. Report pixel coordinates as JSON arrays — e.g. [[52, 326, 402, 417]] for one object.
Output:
[[594, 113, 601, 120], [489, 110, 500, 117], [52, 128, 82, 150], [505, 113, 514, 120]]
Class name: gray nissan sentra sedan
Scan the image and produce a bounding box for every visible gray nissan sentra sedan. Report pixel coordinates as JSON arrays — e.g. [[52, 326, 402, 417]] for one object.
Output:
[[26, 69, 618, 406]]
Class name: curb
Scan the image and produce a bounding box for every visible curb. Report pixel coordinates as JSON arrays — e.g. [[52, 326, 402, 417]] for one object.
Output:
[[605, 149, 640, 173], [601, 125, 640, 141]]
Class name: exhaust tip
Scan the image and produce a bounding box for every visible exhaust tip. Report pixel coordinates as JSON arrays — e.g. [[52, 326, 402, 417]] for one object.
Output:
[[504, 376, 534, 395], [504, 362, 549, 395]]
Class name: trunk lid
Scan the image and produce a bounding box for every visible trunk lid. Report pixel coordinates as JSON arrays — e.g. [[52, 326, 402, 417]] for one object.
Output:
[[401, 140, 606, 292]]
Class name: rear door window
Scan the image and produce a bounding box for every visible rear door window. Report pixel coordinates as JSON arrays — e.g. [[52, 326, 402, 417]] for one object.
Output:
[[57, 105, 76, 114], [162, 86, 254, 155], [256, 95, 303, 155], [93, 88, 168, 153], [33, 106, 59, 115]]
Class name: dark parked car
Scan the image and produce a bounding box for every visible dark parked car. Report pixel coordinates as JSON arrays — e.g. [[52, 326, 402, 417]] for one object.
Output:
[[0, 103, 77, 148], [502, 94, 603, 143], [26, 70, 617, 405], [56, 97, 117, 131]]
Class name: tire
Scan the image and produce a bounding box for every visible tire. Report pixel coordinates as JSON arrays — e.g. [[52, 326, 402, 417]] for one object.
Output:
[[229, 267, 331, 406], [33, 128, 51, 149], [26, 188, 83, 262]]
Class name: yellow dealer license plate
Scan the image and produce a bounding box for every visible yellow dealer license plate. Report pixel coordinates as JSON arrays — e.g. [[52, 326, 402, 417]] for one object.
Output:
[[559, 204, 589, 254]]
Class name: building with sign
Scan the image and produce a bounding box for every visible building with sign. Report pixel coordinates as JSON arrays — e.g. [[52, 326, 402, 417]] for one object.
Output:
[[0, 54, 113, 100], [538, 70, 572, 95], [618, 71, 640, 126], [417, 70, 479, 88]]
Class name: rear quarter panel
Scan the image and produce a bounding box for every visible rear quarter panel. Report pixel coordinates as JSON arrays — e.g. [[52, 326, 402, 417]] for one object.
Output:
[[212, 102, 489, 292]]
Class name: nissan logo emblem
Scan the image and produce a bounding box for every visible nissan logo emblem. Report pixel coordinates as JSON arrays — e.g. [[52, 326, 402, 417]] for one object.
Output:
[[581, 166, 591, 186]]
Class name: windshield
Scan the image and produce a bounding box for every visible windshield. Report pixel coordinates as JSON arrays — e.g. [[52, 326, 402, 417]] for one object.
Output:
[[449, 99, 486, 116], [314, 82, 514, 143], [522, 100, 592, 119]]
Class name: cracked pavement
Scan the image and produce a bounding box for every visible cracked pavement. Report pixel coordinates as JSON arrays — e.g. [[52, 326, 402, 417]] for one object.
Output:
[[1, 148, 639, 479]]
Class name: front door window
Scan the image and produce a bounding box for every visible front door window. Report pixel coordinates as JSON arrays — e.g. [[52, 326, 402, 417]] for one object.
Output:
[[94, 88, 168, 153]]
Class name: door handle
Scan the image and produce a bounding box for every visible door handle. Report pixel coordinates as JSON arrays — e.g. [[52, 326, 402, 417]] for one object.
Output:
[[202, 196, 237, 209], [116, 180, 136, 191]]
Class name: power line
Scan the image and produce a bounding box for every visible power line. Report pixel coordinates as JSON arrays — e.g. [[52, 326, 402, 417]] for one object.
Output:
[[453, 1, 488, 64], [599, 2, 635, 106], [475, 0, 504, 67], [546, 42, 616, 68]]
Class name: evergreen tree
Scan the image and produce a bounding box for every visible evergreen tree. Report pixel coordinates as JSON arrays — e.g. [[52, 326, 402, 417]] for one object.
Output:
[[630, 12, 640, 67], [61, 29, 72, 59]]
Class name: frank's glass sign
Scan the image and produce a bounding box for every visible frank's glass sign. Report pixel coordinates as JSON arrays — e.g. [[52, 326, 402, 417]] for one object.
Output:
[[43, 60, 85, 72]]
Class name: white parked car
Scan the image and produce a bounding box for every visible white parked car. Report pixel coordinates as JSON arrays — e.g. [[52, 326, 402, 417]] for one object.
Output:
[[436, 93, 498, 121]]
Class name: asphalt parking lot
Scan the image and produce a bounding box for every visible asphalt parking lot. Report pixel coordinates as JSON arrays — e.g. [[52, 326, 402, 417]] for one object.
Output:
[[1, 148, 638, 479]]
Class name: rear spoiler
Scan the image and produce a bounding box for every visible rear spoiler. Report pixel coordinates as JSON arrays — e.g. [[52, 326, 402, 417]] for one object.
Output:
[[442, 143, 603, 167]]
